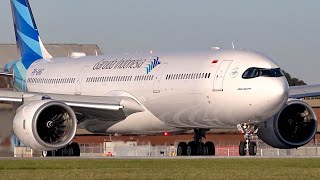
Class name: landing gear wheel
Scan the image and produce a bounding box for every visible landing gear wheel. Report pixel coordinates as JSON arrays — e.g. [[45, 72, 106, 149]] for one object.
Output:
[[177, 142, 188, 156], [205, 141, 215, 156], [178, 129, 214, 156], [200, 142, 207, 155], [46, 149, 61, 157], [70, 142, 80, 156], [237, 124, 258, 156], [187, 141, 197, 156], [239, 141, 246, 156], [249, 142, 257, 156], [42, 142, 80, 157], [44, 151, 53, 157]]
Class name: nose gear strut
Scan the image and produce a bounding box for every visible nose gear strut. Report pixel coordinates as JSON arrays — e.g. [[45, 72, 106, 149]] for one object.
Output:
[[237, 124, 258, 156]]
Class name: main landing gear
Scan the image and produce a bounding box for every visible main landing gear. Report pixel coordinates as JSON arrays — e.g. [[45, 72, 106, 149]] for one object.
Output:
[[43, 142, 80, 157], [177, 129, 215, 156], [237, 124, 258, 156]]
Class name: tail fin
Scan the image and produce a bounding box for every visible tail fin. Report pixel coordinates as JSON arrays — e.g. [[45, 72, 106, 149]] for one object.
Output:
[[10, 0, 52, 69]]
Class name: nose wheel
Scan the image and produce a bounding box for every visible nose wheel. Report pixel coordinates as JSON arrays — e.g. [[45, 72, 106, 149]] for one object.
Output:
[[239, 141, 257, 156], [237, 124, 258, 156]]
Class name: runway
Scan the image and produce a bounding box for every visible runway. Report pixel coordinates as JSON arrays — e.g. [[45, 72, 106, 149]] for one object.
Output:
[[1, 155, 320, 160]]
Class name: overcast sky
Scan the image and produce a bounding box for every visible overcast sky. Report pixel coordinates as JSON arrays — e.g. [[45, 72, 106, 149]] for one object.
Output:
[[0, 0, 319, 84]]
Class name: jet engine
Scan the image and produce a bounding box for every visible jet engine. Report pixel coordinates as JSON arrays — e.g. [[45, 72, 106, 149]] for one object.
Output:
[[257, 99, 317, 149], [13, 99, 77, 151]]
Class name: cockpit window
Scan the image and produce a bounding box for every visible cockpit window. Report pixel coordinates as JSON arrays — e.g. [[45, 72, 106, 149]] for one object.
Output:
[[242, 68, 260, 79], [242, 68, 284, 79]]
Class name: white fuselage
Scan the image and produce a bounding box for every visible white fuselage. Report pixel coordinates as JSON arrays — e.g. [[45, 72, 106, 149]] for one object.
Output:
[[22, 49, 289, 134]]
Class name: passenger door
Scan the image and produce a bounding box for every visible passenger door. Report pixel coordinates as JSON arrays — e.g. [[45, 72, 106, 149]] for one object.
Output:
[[75, 66, 89, 95], [153, 63, 168, 93], [213, 60, 232, 91]]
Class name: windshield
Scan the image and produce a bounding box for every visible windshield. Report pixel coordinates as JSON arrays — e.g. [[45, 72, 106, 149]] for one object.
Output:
[[242, 68, 284, 79]]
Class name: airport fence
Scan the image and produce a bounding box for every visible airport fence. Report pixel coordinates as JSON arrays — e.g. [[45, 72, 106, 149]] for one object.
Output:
[[78, 141, 320, 157], [80, 142, 176, 157]]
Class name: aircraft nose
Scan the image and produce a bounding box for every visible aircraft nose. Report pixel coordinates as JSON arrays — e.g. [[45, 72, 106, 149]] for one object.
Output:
[[269, 78, 289, 101], [254, 78, 289, 120], [271, 78, 288, 106]]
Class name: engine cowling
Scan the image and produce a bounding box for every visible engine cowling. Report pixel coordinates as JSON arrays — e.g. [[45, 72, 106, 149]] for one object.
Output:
[[13, 99, 77, 151], [257, 99, 317, 149]]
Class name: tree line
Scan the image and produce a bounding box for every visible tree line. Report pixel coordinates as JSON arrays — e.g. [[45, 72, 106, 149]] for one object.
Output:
[[284, 71, 306, 86]]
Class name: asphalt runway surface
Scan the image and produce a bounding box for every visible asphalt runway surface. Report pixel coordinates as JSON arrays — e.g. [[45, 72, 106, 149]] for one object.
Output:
[[1, 155, 320, 160]]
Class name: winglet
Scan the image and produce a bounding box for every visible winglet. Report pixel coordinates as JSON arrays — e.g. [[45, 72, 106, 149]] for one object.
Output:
[[10, 0, 52, 69]]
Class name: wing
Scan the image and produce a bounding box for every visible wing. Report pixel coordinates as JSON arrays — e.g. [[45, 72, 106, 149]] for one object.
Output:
[[289, 84, 320, 99], [0, 89, 144, 121]]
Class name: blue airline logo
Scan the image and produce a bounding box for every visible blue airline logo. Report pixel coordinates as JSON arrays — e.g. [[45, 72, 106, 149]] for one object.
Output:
[[146, 57, 161, 74]]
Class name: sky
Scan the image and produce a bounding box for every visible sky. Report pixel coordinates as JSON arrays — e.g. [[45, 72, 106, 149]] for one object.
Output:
[[0, 0, 320, 84]]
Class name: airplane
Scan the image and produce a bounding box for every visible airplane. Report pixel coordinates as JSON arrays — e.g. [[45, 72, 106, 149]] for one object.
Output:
[[0, 0, 318, 157]]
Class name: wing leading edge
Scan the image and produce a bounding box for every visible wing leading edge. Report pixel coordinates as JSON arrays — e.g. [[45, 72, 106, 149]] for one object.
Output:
[[289, 84, 320, 99], [0, 89, 144, 121]]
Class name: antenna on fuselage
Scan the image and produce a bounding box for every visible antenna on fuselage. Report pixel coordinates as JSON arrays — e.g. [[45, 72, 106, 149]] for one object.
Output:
[[232, 42, 235, 50], [211, 47, 220, 50]]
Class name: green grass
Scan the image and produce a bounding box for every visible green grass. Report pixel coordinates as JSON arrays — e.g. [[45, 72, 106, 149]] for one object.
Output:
[[0, 158, 320, 179]]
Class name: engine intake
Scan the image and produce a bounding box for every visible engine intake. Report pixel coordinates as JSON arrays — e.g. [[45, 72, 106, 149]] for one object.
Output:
[[257, 99, 317, 149], [13, 99, 77, 151]]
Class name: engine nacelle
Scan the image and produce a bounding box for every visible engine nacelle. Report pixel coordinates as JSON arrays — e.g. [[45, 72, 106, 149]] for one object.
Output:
[[257, 99, 317, 149], [13, 99, 77, 151]]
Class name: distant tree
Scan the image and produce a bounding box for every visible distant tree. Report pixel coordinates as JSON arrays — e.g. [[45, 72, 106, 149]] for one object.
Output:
[[284, 71, 307, 86]]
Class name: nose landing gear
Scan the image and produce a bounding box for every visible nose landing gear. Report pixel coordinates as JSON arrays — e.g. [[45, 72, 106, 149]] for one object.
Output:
[[237, 124, 258, 156], [177, 129, 215, 156]]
